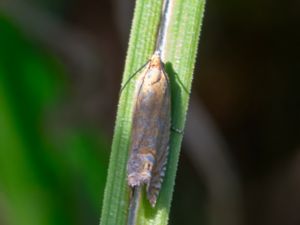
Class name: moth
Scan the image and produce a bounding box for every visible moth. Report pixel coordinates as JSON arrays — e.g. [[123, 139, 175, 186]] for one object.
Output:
[[127, 51, 170, 207]]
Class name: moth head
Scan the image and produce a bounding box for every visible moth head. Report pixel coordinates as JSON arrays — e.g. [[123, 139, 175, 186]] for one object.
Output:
[[149, 53, 162, 68]]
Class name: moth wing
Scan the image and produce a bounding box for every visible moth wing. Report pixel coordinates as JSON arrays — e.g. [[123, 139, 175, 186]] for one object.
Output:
[[147, 71, 171, 207], [128, 65, 150, 154], [127, 65, 150, 185]]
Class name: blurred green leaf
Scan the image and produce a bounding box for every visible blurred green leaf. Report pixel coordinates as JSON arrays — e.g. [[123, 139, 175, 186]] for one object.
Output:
[[0, 15, 109, 225]]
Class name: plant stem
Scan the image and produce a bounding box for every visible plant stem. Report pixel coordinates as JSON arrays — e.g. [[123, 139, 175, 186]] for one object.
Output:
[[100, 0, 206, 224]]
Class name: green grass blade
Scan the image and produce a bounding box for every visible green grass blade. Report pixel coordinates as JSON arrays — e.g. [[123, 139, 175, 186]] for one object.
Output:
[[100, 0, 206, 224]]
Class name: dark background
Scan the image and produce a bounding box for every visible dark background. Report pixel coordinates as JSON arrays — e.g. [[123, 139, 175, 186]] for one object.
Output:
[[0, 0, 299, 225]]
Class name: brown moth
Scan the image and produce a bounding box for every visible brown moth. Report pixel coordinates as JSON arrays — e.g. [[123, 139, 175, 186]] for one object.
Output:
[[127, 51, 170, 207]]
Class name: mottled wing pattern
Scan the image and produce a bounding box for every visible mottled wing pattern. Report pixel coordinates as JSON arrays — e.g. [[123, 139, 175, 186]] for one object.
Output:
[[146, 71, 170, 206], [127, 54, 171, 207]]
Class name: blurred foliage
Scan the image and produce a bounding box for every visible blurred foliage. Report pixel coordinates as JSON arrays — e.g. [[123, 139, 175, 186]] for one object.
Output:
[[0, 15, 109, 225]]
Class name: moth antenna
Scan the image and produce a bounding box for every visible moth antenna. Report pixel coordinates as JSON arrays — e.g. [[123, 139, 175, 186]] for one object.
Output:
[[120, 60, 149, 93]]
